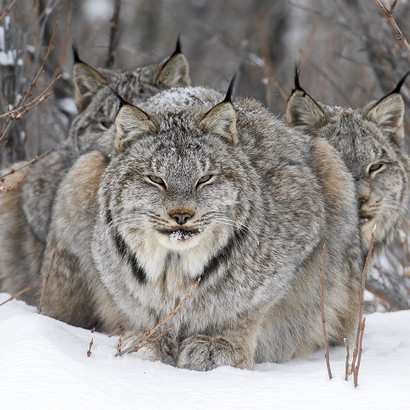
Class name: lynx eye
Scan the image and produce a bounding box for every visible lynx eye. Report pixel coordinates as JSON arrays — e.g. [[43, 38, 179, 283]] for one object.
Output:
[[147, 175, 166, 187], [367, 163, 385, 176], [196, 175, 213, 188]]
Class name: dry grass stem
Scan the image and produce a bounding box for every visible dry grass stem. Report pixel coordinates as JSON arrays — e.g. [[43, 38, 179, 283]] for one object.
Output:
[[116, 335, 122, 356], [344, 338, 350, 381], [0, 282, 39, 307], [108, 324, 125, 338], [120, 277, 201, 356], [351, 226, 375, 380], [373, 0, 410, 56], [37, 249, 57, 314], [320, 244, 333, 380], [0, 147, 53, 184], [233, 357, 247, 368], [354, 317, 366, 388], [0, 0, 17, 22]]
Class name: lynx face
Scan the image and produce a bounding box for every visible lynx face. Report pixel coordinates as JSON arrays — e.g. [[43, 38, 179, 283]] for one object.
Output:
[[97, 99, 259, 283], [287, 72, 410, 251]]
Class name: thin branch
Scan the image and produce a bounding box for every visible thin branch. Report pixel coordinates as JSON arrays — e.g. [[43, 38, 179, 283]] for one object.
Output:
[[105, 0, 121, 68], [0, 282, 39, 307], [0, 0, 17, 22], [354, 317, 366, 388], [87, 327, 96, 357], [37, 249, 57, 314], [120, 277, 201, 356], [0, 147, 53, 184], [351, 226, 376, 374], [373, 0, 410, 56], [320, 244, 333, 380], [344, 338, 350, 381], [233, 356, 247, 368], [108, 324, 125, 338]]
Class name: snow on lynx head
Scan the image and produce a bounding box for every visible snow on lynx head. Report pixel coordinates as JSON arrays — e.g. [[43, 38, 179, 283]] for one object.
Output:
[[286, 69, 410, 253]]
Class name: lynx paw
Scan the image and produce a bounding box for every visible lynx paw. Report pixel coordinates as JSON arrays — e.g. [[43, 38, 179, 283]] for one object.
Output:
[[177, 335, 250, 371], [122, 331, 177, 366]]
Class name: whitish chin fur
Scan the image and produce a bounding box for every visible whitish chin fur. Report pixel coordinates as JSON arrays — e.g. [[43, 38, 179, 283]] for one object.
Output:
[[156, 229, 202, 250]]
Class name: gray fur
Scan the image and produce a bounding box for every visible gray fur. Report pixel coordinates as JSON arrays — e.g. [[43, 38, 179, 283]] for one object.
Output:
[[0, 49, 190, 302], [286, 77, 410, 255], [39, 86, 362, 370]]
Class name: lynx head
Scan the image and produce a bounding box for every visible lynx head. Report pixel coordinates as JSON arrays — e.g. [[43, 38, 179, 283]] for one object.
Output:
[[99, 82, 260, 282], [70, 39, 190, 152], [286, 68, 410, 251]]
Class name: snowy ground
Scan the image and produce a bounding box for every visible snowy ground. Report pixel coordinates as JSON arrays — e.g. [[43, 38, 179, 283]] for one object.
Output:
[[1, 293, 409, 410]]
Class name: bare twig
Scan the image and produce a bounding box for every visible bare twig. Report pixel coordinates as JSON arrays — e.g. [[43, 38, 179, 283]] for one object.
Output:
[[354, 317, 366, 388], [233, 356, 247, 368], [108, 324, 125, 338], [344, 338, 350, 381], [0, 172, 27, 192], [351, 226, 376, 377], [0, 0, 17, 22], [116, 335, 122, 356], [87, 327, 96, 357], [373, 0, 410, 56], [105, 0, 121, 68], [120, 277, 201, 356], [0, 147, 53, 184], [0, 282, 39, 307], [320, 244, 333, 380], [37, 249, 57, 314]]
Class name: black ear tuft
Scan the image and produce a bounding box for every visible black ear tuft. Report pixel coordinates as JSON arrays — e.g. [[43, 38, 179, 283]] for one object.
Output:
[[172, 35, 182, 58], [223, 73, 238, 103], [390, 71, 410, 95], [294, 63, 303, 91], [103, 85, 130, 111], [72, 42, 81, 64]]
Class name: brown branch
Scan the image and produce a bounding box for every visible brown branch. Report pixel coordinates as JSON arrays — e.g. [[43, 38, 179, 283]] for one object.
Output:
[[108, 324, 125, 338], [120, 277, 201, 356], [0, 147, 53, 184], [320, 244, 333, 380], [373, 0, 410, 56], [0, 0, 17, 22], [0, 282, 39, 307], [354, 317, 366, 388], [105, 0, 121, 68], [344, 338, 350, 381], [37, 249, 56, 314], [116, 335, 122, 356], [0, 172, 27, 192], [351, 226, 375, 374], [87, 327, 96, 357], [233, 356, 247, 368]]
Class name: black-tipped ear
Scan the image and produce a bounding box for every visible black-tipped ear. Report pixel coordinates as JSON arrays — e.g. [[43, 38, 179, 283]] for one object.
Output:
[[72, 46, 107, 112], [115, 102, 158, 151], [103, 85, 128, 112], [156, 37, 190, 88], [362, 72, 409, 144], [286, 68, 327, 130], [72, 42, 81, 64], [199, 78, 238, 144]]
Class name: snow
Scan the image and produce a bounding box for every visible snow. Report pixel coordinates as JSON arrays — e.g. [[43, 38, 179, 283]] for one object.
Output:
[[1, 293, 409, 410]]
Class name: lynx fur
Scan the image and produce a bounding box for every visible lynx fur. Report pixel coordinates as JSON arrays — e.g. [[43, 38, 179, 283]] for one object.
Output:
[[38, 84, 362, 370], [286, 70, 410, 255], [0, 43, 190, 304]]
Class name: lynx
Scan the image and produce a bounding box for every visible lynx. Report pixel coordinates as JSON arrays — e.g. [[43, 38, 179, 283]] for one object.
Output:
[[39, 83, 362, 370], [286, 69, 410, 255], [0, 41, 190, 304]]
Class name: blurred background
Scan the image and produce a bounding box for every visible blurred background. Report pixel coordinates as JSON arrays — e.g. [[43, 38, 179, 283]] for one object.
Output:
[[0, 0, 409, 312]]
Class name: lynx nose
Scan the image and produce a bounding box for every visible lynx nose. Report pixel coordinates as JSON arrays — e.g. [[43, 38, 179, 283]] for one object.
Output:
[[170, 212, 193, 225]]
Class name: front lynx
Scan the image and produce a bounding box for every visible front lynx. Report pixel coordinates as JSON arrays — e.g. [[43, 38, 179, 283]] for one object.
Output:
[[39, 84, 362, 370], [286, 70, 410, 254]]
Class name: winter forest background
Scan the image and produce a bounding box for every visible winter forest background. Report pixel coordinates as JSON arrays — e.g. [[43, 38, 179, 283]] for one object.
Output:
[[0, 0, 409, 313]]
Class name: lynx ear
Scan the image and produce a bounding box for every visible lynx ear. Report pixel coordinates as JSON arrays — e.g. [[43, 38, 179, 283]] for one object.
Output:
[[156, 38, 190, 88], [364, 94, 405, 143], [199, 75, 237, 144], [286, 66, 327, 129], [72, 45, 107, 111], [115, 104, 158, 150]]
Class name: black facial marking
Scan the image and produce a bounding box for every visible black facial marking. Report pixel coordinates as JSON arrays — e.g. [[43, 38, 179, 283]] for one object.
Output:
[[199, 227, 247, 282]]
